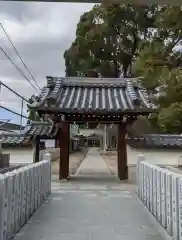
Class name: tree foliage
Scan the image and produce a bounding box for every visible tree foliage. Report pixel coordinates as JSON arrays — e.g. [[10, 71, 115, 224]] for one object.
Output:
[[64, 3, 157, 77], [134, 6, 182, 89], [134, 6, 182, 133], [64, 4, 182, 134], [157, 103, 182, 134]]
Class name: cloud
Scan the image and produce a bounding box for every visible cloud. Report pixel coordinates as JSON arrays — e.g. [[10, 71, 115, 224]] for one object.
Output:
[[0, 1, 95, 123]]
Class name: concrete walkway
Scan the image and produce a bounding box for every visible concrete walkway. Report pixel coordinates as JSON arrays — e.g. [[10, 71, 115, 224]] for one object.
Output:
[[75, 148, 111, 176], [14, 148, 164, 240]]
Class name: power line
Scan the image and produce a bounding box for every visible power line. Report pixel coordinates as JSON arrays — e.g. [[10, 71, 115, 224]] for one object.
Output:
[[0, 45, 39, 92], [0, 83, 28, 126], [0, 81, 29, 103], [0, 23, 41, 91], [0, 105, 28, 119]]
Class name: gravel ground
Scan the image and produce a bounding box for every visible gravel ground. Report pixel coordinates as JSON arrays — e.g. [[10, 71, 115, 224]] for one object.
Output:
[[51, 148, 88, 181]]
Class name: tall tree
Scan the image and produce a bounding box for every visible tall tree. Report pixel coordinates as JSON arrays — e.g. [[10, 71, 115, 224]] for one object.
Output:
[[64, 3, 158, 77], [156, 68, 182, 133], [134, 6, 182, 89], [133, 6, 182, 133]]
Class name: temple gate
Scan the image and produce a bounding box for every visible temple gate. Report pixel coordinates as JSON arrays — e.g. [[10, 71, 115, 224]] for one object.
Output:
[[28, 76, 153, 180]]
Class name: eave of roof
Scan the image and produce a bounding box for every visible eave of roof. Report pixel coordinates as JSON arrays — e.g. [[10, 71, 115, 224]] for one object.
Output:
[[0, 119, 60, 145], [28, 76, 156, 115]]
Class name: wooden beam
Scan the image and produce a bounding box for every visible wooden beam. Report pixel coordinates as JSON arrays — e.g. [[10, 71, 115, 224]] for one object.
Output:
[[65, 114, 123, 123], [117, 123, 128, 180], [59, 122, 70, 180], [34, 136, 40, 163]]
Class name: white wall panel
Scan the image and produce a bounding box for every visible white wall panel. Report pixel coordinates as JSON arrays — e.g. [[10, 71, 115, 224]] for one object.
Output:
[[172, 174, 179, 240], [178, 178, 182, 240], [161, 169, 167, 228]]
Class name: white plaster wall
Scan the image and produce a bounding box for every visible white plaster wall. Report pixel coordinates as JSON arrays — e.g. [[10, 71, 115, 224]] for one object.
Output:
[[79, 128, 104, 136], [127, 146, 182, 183], [127, 146, 182, 166], [3, 148, 60, 165], [3, 148, 34, 165], [4, 145, 182, 167], [40, 148, 60, 162]]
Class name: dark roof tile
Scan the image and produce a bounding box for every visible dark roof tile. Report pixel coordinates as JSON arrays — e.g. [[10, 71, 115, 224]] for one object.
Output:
[[28, 77, 154, 114], [0, 119, 60, 145]]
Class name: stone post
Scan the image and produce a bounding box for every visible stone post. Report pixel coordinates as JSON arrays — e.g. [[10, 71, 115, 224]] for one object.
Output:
[[0, 140, 10, 168], [178, 155, 182, 167], [43, 153, 52, 194], [137, 154, 145, 197]]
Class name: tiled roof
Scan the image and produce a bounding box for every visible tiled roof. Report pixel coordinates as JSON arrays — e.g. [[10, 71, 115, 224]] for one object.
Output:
[[28, 77, 154, 114], [127, 134, 182, 149], [0, 121, 24, 131], [0, 119, 60, 146]]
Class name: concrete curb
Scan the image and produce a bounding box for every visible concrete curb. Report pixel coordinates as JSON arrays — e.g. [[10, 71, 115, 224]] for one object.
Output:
[[134, 193, 172, 240], [100, 153, 113, 175]]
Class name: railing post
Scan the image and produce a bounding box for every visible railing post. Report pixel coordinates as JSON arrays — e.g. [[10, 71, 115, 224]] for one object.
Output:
[[137, 154, 145, 198], [43, 153, 52, 194], [178, 156, 182, 167], [0, 174, 6, 240]]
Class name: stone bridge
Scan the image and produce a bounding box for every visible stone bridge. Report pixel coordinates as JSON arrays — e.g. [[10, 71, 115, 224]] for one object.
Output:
[[0, 148, 181, 240]]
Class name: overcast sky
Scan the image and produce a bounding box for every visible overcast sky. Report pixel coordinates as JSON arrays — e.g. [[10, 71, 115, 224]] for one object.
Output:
[[0, 1, 94, 125]]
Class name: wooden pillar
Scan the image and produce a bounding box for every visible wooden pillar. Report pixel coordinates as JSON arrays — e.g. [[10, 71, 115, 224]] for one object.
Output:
[[55, 128, 61, 148], [117, 123, 128, 180], [55, 139, 59, 148], [59, 122, 70, 180], [34, 136, 40, 163]]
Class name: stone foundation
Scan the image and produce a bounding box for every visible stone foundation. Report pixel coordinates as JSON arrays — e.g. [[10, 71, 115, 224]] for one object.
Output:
[[128, 165, 137, 183]]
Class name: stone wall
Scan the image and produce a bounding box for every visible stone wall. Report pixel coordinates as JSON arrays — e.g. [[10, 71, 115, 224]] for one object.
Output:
[[0, 154, 51, 240], [137, 156, 182, 239], [39, 140, 79, 162], [127, 134, 182, 149]]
